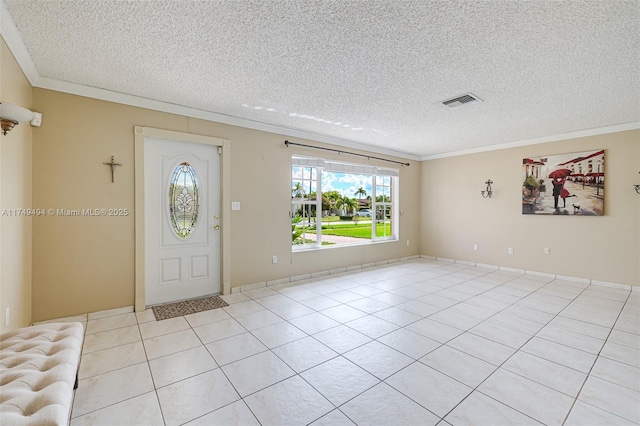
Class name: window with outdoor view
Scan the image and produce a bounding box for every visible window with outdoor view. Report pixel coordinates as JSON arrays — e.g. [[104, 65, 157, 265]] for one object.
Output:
[[291, 156, 398, 250]]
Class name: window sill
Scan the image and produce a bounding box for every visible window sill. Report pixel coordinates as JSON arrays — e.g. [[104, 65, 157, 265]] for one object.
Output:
[[292, 237, 398, 253]]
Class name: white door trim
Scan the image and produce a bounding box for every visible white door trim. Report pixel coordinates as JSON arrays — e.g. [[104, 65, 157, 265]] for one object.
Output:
[[134, 126, 231, 312]]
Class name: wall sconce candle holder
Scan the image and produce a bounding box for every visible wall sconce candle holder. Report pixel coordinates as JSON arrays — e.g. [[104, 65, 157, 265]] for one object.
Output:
[[481, 179, 493, 198]]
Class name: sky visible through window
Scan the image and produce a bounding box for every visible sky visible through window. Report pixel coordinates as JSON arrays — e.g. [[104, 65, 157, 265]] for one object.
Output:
[[291, 162, 396, 248], [323, 172, 372, 198]]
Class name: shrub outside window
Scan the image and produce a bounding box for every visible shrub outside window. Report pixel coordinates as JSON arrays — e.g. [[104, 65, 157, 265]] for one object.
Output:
[[291, 156, 398, 250]]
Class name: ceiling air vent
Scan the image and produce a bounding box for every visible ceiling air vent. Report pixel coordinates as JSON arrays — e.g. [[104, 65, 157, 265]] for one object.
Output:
[[441, 93, 483, 109]]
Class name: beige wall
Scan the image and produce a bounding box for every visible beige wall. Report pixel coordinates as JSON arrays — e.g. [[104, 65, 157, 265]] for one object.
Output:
[[421, 130, 640, 286], [0, 39, 33, 333], [31, 89, 421, 321], [188, 119, 421, 282], [6, 55, 635, 323]]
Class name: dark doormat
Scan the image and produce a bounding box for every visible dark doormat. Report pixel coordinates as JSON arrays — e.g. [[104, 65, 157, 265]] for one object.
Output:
[[152, 295, 229, 321]]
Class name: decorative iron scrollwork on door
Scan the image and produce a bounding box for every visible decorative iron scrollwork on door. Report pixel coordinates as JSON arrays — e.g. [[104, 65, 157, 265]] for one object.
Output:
[[169, 162, 200, 238]]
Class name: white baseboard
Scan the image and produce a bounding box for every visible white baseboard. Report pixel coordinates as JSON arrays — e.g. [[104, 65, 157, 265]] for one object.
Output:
[[233, 254, 636, 294], [420, 255, 634, 290]]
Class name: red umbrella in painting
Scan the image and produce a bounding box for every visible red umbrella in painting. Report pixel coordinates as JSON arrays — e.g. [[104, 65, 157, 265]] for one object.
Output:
[[548, 169, 572, 179]]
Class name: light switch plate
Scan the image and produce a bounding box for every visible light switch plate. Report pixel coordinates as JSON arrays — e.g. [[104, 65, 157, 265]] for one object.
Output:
[[231, 202, 240, 211]]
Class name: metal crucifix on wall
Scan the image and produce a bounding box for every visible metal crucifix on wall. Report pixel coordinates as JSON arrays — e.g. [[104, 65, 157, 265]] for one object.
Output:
[[103, 156, 122, 183]]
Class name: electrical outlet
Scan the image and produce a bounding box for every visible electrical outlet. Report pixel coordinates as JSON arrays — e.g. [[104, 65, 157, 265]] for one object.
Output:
[[508, 247, 514, 255], [5, 307, 9, 326], [406, 240, 410, 246], [272, 255, 278, 264], [473, 244, 478, 251], [544, 247, 551, 255]]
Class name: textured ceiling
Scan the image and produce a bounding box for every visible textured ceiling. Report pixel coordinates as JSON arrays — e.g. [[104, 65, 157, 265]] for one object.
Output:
[[2, 0, 639, 158]]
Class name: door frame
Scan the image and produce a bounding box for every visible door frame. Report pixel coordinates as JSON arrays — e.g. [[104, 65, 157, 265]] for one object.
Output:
[[134, 126, 231, 312]]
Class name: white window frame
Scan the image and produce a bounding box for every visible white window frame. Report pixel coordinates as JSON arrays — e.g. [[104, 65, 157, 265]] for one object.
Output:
[[291, 162, 322, 248], [372, 174, 394, 239], [291, 156, 399, 251]]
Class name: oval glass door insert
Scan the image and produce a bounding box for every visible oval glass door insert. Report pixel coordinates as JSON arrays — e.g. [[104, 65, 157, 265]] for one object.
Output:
[[169, 162, 200, 238]]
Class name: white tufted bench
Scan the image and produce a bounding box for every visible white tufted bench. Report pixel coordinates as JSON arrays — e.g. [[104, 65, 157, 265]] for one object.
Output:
[[0, 322, 84, 426]]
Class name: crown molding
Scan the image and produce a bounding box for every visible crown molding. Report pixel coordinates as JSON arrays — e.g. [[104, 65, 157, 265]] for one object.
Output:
[[38, 76, 421, 162], [1, 0, 40, 86], [0, 1, 418, 163], [420, 121, 640, 161], [2, 0, 636, 164]]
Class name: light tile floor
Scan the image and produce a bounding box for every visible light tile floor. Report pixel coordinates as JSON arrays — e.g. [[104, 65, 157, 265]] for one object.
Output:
[[61, 259, 639, 425]]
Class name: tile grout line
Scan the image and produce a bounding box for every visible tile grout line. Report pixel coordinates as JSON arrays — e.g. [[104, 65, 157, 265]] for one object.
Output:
[[326, 268, 538, 423], [560, 289, 635, 426], [136, 314, 168, 426], [69, 316, 89, 422], [411, 273, 598, 423], [70, 315, 157, 423], [466, 279, 597, 421], [181, 310, 261, 426], [381, 271, 547, 423], [241, 265, 461, 423], [65, 260, 637, 425]]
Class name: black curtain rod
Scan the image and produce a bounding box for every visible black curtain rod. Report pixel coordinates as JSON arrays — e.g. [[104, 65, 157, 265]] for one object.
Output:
[[284, 140, 410, 167]]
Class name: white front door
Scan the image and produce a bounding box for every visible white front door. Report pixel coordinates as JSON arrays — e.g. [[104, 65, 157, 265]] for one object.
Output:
[[144, 137, 221, 306]]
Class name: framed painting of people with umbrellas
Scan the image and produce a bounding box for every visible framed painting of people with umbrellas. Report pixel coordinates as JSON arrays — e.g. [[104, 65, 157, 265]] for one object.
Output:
[[522, 150, 604, 215]]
